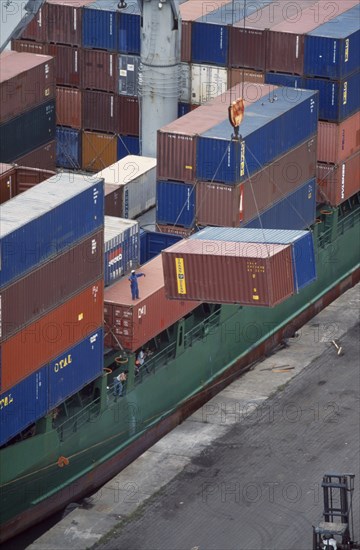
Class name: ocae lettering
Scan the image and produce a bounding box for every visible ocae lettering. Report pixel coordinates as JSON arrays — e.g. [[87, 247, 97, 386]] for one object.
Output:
[[138, 305, 147, 318], [53, 354, 72, 373]]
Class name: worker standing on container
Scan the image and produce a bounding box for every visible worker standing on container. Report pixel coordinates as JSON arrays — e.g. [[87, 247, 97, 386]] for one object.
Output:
[[128, 269, 146, 300]]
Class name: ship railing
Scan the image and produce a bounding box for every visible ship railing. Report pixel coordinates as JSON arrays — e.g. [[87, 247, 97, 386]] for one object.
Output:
[[318, 207, 359, 248], [56, 397, 101, 442], [184, 308, 221, 348]]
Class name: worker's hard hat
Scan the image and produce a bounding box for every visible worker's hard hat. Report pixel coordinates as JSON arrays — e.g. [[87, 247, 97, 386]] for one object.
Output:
[[131, 270, 135, 273]]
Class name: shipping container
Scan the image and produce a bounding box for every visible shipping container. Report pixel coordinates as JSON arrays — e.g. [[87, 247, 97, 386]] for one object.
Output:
[[83, 90, 117, 133], [140, 229, 182, 264], [48, 328, 104, 408], [0, 366, 48, 447], [99, 155, 156, 219], [118, 54, 140, 96], [0, 173, 104, 288], [48, 44, 81, 87], [157, 81, 277, 183], [104, 216, 139, 286], [304, 4, 360, 79], [179, 62, 191, 103], [82, 49, 118, 92], [227, 68, 265, 88], [117, 134, 140, 160], [47, 0, 95, 46], [83, 0, 119, 51], [317, 112, 360, 164], [156, 224, 196, 238], [0, 164, 16, 204], [13, 140, 56, 172], [196, 88, 318, 184], [265, 71, 360, 123], [0, 100, 56, 163], [244, 178, 317, 230], [178, 102, 191, 117], [56, 127, 82, 169], [191, 10, 229, 66], [161, 238, 294, 306], [0, 280, 104, 392], [191, 227, 316, 292], [82, 131, 118, 172], [190, 63, 227, 105], [196, 136, 317, 227], [104, 255, 199, 352], [19, 3, 48, 42], [118, 0, 141, 54], [118, 95, 139, 136], [0, 51, 55, 124], [156, 180, 196, 228], [11, 39, 49, 55], [1, 230, 103, 343], [14, 166, 57, 196], [317, 151, 360, 206], [56, 87, 82, 129]]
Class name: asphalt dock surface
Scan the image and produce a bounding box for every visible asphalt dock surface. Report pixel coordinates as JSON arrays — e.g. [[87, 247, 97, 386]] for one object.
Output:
[[29, 284, 360, 550]]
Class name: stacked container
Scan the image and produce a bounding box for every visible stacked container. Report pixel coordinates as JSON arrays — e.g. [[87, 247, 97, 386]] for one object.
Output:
[[104, 216, 140, 286], [0, 173, 105, 446]]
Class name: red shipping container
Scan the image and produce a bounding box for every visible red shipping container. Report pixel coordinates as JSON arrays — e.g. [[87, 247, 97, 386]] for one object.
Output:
[[162, 239, 294, 306], [316, 151, 360, 206], [14, 166, 57, 196], [56, 87, 82, 128], [13, 140, 56, 172], [157, 81, 276, 182], [11, 39, 49, 55], [0, 51, 55, 123], [19, 3, 48, 42], [82, 49, 118, 93], [47, 0, 95, 46], [48, 44, 81, 87], [0, 163, 16, 204], [317, 112, 360, 165], [117, 96, 139, 136], [83, 90, 118, 133], [0, 280, 104, 392], [104, 256, 200, 352], [156, 224, 196, 238]]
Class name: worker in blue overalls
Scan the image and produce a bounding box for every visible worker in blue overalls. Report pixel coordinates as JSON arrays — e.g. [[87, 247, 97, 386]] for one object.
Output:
[[128, 269, 146, 300]]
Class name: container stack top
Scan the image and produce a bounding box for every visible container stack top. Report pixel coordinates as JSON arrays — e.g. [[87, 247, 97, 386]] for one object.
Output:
[[191, 227, 312, 244], [104, 216, 139, 243], [97, 156, 156, 187]]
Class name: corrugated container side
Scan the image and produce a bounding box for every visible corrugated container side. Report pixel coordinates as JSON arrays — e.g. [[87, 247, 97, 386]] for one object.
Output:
[[0, 100, 56, 163], [157, 132, 197, 183], [82, 49, 118, 92], [191, 22, 229, 66], [179, 63, 191, 103], [83, 90, 118, 133], [181, 21, 191, 63], [82, 131, 118, 172], [317, 112, 360, 164], [0, 366, 48, 447], [56, 127, 82, 169], [156, 224, 196, 238], [196, 136, 317, 227], [47, 0, 94, 46], [161, 239, 294, 306], [104, 256, 199, 352], [190, 64, 227, 105], [13, 140, 56, 173], [244, 178, 316, 230], [229, 27, 266, 70], [265, 30, 305, 75], [118, 12, 140, 54], [104, 218, 139, 286], [19, 5, 48, 42], [317, 151, 360, 206], [0, 280, 104, 392], [178, 102, 191, 117], [118, 96, 139, 136], [140, 230, 182, 264], [48, 44, 81, 87], [156, 180, 196, 228], [0, 54, 55, 124], [0, 164, 16, 205], [105, 184, 124, 217], [117, 134, 140, 160], [227, 68, 265, 88], [14, 166, 57, 196], [48, 328, 104, 408], [0, 176, 104, 288], [11, 39, 49, 55], [82, 4, 118, 51], [118, 54, 140, 96], [56, 87, 82, 129], [1, 230, 103, 343]]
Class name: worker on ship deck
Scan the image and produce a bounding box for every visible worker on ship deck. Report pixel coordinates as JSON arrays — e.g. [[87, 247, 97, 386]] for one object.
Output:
[[128, 269, 146, 300]]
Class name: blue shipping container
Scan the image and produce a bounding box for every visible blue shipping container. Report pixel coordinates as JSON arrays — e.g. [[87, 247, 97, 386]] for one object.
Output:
[[56, 127, 81, 169], [104, 216, 139, 286], [117, 134, 140, 160], [243, 178, 316, 231], [178, 102, 191, 118], [83, 1, 118, 51], [48, 329, 104, 409], [196, 88, 318, 184], [0, 174, 104, 289], [140, 229, 182, 264], [0, 366, 48, 446], [156, 180, 196, 228], [265, 71, 360, 122], [118, 2, 141, 54], [304, 4, 360, 80], [191, 227, 316, 292]]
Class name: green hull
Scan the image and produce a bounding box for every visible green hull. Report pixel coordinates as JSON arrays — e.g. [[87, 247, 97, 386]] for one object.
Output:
[[1, 205, 360, 541]]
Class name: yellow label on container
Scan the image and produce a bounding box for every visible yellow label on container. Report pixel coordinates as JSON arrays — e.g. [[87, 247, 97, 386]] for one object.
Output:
[[78, 313, 84, 321], [343, 81, 348, 105], [252, 295, 259, 301], [185, 165, 193, 170], [344, 39, 349, 62], [175, 257, 187, 295]]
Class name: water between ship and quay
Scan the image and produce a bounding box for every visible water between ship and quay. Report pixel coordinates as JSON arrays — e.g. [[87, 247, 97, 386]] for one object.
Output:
[[19, 282, 360, 550]]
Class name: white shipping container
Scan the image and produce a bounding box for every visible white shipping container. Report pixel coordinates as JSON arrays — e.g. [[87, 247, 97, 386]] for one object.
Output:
[[179, 62, 191, 103], [191, 64, 228, 105]]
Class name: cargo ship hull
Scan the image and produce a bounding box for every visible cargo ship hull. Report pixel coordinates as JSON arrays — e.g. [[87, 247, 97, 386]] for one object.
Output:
[[1, 204, 359, 542]]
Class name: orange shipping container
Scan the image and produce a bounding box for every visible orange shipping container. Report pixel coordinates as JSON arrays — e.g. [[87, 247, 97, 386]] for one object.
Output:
[[56, 87, 82, 129], [0, 281, 103, 392], [104, 256, 200, 352], [316, 151, 360, 206], [82, 131, 117, 172], [317, 112, 360, 165]]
